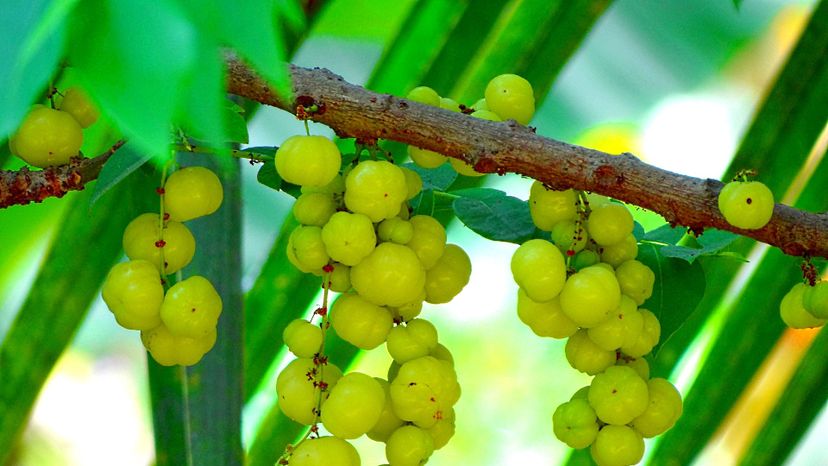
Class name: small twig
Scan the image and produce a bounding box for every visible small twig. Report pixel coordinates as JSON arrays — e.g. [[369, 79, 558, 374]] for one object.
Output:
[[0, 140, 125, 209]]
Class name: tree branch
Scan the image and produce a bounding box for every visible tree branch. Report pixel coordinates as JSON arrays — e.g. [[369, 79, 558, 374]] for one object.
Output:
[[2, 60, 825, 259], [226, 59, 828, 259], [0, 140, 124, 209]]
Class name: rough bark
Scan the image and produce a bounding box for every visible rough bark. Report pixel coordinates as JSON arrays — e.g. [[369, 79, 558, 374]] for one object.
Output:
[[226, 60, 828, 259], [2, 60, 826, 259]]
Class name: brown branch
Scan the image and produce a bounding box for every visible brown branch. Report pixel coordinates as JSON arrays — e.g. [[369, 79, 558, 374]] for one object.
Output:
[[226, 59, 828, 259], [2, 60, 824, 258], [0, 140, 124, 208]]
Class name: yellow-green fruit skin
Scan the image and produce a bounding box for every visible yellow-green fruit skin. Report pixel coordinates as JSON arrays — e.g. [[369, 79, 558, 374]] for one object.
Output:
[[631, 378, 683, 437], [559, 265, 621, 328], [516, 289, 577, 339], [283, 319, 323, 358], [344, 160, 408, 222], [277, 358, 343, 425], [289, 436, 360, 466], [386, 318, 439, 363], [406, 86, 441, 107], [449, 157, 485, 177], [528, 182, 577, 231], [367, 378, 405, 442], [407, 215, 447, 270], [385, 425, 434, 466], [160, 276, 222, 338], [803, 281, 828, 319], [587, 203, 633, 247], [320, 372, 385, 439], [780, 283, 826, 328], [484, 74, 535, 125], [122, 213, 196, 274], [60, 87, 100, 128], [321, 211, 376, 266], [350, 243, 426, 307], [276, 135, 341, 187], [510, 239, 567, 302], [424, 244, 471, 304], [141, 324, 216, 366], [565, 329, 615, 375], [163, 166, 224, 222], [408, 145, 447, 169], [331, 293, 394, 350], [588, 366, 649, 425], [552, 398, 599, 449], [615, 259, 655, 305], [717, 181, 774, 230], [589, 425, 644, 466], [101, 260, 164, 330], [11, 106, 83, 167]]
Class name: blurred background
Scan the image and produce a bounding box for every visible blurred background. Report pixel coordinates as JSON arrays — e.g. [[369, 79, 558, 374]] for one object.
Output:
[[1, 0, 825, 464]]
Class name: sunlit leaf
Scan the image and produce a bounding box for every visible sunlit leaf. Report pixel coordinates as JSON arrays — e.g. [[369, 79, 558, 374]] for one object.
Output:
[[68, 0, 197, 163], [90, 142, 151, 207], [0, 0, 66, 138]]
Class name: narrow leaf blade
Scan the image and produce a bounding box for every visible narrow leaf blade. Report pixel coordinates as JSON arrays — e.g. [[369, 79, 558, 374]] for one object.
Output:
[[90, 142, 151, 206]]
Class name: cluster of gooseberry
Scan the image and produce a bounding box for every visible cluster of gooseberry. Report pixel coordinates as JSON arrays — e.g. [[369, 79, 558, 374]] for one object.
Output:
[[511, 182, 683, 466], [779, 259, 828, 330], [405, 73, 535, 174], [9, 87, 100, 168], [101, 165, 224, 366], [274, 133, 471, 466]]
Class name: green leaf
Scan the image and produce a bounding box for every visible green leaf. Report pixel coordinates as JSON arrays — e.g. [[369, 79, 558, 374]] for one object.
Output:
[[146, 364, 189, 465], [0, 168, 155, 462], [176, 0, 291, 99], [451, 0, 614, 103], [632, 221, 646, 241], [418, 0, 511, 95], [223, 99, 249, 144], [366, 0, 468, 95], [68, 0, 197, 162], [256, 161, 281, 191], [403, 162, 458, 191], [636, 242, 706, 352], [149, 156, 244, 465], [722, 0, 828, 189], [0, 0, 66, 138], [643, 223, 686, 245], [658, 229, 740, 263], [244, 215, 321, 402], [411, 189, 435, 216], [241, 146, 277, 161], [177, 40, 230, 154], [451, 188, 535, 243], [0, 137, 11, 168], [90, 142, 152, 207], [741, 328, 828, 465]]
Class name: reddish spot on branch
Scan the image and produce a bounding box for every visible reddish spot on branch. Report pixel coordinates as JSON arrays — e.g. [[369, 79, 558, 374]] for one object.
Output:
[[0, 140, 125, 209]]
